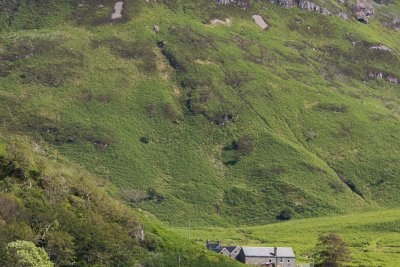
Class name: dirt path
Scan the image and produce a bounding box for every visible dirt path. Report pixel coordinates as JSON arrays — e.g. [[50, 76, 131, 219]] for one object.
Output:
[[111, 2, 124, 20]]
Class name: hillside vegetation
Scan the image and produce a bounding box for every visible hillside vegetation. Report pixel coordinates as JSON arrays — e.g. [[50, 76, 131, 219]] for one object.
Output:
[[0, 135, 244, 266], [0, 0, 399, 231], [1, 0, 400, 266]]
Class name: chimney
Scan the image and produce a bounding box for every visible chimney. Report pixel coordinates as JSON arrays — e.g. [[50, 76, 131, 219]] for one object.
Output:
[[218, 239, 221, 245], [274, 247, 277, 256]]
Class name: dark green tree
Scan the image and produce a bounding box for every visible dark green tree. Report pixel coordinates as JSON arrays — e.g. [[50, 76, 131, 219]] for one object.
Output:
[[276, 208, 293, 221]]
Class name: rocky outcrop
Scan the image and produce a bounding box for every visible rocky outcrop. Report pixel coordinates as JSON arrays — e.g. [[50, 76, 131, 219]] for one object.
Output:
[[273, 0, 295, 8], [353, 0, 374, 24], [216, 0, 371, 24], [391, 17, 400, 31], [111, 2, 124, 20], [336, 12, 349, 20], [381, 17, 400, 31], [215, 0, 250, 8], [297, 0, 331, 15], [210, 18, 232, 26], [374, 0, 392, 4], [270, 0, 336, 16], [368, 70, 399, 84], [370, 44, 392, 52], [252, 15, 269, 30]]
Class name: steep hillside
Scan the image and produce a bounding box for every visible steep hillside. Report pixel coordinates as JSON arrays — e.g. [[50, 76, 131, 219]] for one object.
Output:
[[0, 135, 244, 266], [1, 0, 400, 228]]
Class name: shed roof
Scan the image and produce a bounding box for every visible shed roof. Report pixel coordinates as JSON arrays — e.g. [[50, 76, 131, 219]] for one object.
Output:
[[206, 242, 221, 250], [241, 247, 295, 258], [224, 246, 240, 253]]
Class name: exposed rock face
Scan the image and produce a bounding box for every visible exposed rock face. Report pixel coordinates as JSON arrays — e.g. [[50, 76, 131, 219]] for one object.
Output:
[[274, 0, 295, 8], [374, 0, 392, 4], [381, 17, 400, 31], [370, 44, 392, 52], [252, 15, 269, 30], [392, 17, 400, 31], [215, 0, 250, 7], [270, 0, 333, 16], [133, 227, 145, 241], [353, 0, 374, 24], [336, 12, 349, 20], [111, 2, 124, 20], [210, 18, 232, 26], [368, 70, 399, 84], [217, 0, 371, 24], [297, 0, 331, 15]]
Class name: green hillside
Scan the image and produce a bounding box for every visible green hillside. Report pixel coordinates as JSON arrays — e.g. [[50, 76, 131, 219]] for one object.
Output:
[[0, 136, 244, 266], [2, 0, 399, 225], [1, 0, 400, 265]]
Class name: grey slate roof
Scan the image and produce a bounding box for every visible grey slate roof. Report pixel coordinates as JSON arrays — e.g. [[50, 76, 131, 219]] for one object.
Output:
[[210, 248, 226, 253], [224, 246, 240, 253], [210, 246, 239, 254], [206, 242, 222, 250], [241, 247, 295, 258]]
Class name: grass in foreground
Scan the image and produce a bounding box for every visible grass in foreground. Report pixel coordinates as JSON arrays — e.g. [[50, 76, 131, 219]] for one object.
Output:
[[172, 209, 400, 266]]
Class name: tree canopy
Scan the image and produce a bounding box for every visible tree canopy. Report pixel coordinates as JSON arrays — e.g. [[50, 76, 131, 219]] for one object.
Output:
[[5, 240, 54, 267], [315, 233, 351, 267]]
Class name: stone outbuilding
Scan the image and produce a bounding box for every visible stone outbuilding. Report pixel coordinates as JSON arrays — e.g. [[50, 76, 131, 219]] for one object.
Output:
[[206, 241, 296, 266], [237, 246, 296, 267], [206, 241, 241, 259]]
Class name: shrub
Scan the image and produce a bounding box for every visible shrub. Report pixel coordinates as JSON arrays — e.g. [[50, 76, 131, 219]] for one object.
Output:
[[120, 189, 149, 203], [316, 103, 348, 113], [234, 135, 254, 156], [256, 167, 286, 178], [147, 188, 165, 203], [0, 158, 26, 180], [0, 193, 28, 223], [146, 103, 158, 118], [140, 137, 150, 144], [5, 240, 54, 267], [330, 181, 345, 193], [305, 130, 317, 141], [163, 103, 180, 122], [45, 231, 76, 266], [225, 71, 253, 88], [315, 233, 351, 267], [276, 208, 293, 221], [161, 49, 185, 71]]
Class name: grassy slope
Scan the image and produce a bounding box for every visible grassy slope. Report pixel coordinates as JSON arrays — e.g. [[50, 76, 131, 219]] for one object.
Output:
[[172, 209, 400, 267], [0, 0, 400, 228]]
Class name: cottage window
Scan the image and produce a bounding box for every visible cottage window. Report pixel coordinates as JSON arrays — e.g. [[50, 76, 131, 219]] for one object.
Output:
[[269, 259, 272, 263], [288, 259, 291, 263], [280, 259, 283, 263]]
